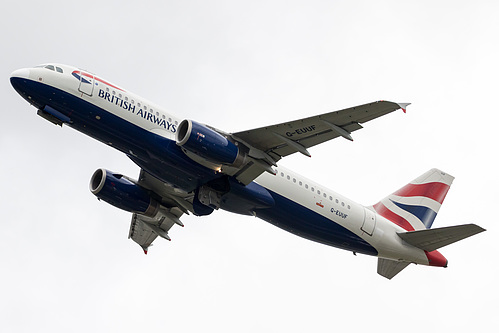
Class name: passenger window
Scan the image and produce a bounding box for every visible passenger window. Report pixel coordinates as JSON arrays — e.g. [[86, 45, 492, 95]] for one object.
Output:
[[287, 175, 290, 180]]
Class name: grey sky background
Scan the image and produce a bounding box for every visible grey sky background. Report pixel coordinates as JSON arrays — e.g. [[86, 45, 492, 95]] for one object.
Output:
[[1, 1, 497, 332]]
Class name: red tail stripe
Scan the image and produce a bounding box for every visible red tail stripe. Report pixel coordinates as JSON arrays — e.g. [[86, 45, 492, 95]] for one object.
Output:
[[373, 202, 415, 231], [393, 182, 450, 204], [425, 250, 447, 267]]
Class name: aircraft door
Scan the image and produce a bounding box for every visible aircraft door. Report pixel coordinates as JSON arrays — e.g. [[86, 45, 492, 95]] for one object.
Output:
[[361, 208, 376, 236], [78, 71, 94, 96]]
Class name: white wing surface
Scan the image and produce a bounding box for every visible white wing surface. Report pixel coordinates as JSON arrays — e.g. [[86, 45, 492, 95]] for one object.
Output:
[[231, 101, 409, 184]]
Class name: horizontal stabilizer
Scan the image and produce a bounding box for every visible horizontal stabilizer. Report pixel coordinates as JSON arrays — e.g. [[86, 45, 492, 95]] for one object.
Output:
[[377, 258, 410, 280], [397, 224, 485, 252]]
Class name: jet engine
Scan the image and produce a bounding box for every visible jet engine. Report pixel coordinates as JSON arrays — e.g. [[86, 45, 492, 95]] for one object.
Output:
[[176, 120, 246, 167], [90, 169, 158, 217]]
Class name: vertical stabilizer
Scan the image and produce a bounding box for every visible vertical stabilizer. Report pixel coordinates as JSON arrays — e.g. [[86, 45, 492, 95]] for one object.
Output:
[[372, 169, 454, 231]]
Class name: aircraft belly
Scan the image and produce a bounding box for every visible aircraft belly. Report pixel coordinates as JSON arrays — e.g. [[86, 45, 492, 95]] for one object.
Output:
[[255, 190, 378, 256]]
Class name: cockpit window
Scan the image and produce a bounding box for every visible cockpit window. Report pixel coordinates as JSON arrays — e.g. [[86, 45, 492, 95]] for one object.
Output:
[[36, 64, 64, 73]]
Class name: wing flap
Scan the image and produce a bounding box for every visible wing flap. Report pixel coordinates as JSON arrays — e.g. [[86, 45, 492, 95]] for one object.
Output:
[[234, 161, 274, 185], [128, 214, 159, 254], [126, 169, 191, 253], [128, 209, 186, 253]]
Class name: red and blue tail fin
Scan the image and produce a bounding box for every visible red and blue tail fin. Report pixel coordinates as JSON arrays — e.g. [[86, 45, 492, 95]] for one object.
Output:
[[372, 169, 454, 231]]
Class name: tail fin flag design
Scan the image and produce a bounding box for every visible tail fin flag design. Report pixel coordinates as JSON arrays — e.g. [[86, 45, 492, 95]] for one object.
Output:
[[372, 169, 454, 231]]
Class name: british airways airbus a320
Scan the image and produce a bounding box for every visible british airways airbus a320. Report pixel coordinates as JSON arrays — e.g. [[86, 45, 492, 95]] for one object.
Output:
[[10, 63, 485, 279]]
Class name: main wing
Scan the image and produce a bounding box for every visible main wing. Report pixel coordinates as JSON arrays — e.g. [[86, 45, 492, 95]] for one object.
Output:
[[231, 101, 409, 184]]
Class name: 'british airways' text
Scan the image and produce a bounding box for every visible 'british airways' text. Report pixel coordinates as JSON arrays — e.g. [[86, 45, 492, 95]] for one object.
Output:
[[97, 89, 176, 133]]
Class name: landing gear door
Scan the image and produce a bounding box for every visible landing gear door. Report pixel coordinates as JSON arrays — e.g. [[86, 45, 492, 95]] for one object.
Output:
[[361, 208, 376, 236], [78, 71, 94, 96]]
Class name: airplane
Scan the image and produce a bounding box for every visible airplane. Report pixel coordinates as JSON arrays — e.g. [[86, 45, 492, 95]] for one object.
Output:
[[10, 63, 485, 279]]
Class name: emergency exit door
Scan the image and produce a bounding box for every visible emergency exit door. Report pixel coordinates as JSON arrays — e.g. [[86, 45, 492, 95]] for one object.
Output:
[[77, 71, 94, 96], [361, 208, 376, 236]]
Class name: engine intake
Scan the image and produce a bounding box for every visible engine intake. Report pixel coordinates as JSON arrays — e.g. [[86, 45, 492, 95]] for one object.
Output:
[[176, 120, 245, 166], [90, 169, 158, 217]]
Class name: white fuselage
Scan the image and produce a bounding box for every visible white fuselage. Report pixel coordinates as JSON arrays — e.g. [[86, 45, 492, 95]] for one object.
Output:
[[10, 63, 434, 266]]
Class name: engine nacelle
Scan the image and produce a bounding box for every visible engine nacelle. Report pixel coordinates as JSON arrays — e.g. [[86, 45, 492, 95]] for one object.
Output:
[[90, 169, 158, 217], [176, 120, 245, 166]]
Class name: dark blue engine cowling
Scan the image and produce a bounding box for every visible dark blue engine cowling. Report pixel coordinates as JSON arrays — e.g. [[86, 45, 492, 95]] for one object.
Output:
[[176, 120, 240, 165], [90, 169, 158, 217]]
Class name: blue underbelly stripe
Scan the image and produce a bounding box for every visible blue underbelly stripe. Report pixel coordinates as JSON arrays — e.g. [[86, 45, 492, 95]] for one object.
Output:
[[255, 190, 378, 256]]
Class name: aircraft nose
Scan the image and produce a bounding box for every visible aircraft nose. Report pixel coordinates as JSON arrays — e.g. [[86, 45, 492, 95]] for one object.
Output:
[[11, 68, 30, 79], [10, 68, 31, 93], [11, 68, 34, 103]]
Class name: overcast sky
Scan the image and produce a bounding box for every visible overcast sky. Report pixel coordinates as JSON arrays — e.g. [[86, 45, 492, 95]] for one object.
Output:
[[1, 1, 497, 332]]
